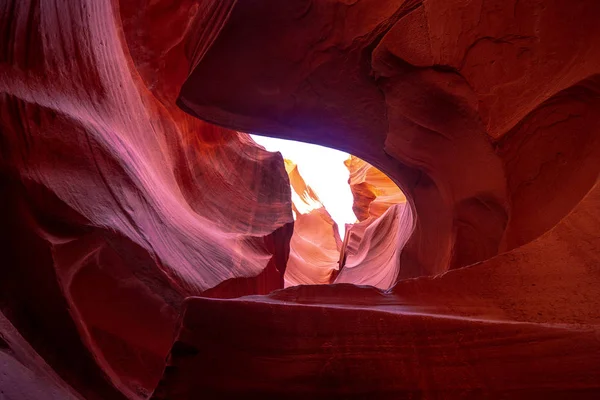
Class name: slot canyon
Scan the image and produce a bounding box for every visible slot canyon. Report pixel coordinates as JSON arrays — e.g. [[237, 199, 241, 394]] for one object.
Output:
[[1, 0, 600, 399]]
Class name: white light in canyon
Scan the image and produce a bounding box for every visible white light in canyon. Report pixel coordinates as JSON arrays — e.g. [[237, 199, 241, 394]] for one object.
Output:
[[250, 134, 357, 238]]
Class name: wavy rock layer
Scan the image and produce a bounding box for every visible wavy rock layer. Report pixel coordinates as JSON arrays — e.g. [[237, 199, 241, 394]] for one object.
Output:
[[286, 207, 341, 286], [153, 179, 600, 398], [1, 0, 291, 397], [345, 155, 406, 221], [282, 155, 407, 288], [335, 155, 409, 288], [0, 0, 599, 399], [335, 203, 413, 289], [282, 159, 342, 286], [180, 0, 600, 280]]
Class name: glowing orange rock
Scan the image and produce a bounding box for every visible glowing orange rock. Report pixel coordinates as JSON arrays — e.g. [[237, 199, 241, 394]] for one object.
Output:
[[284, 159, 325, 215], [281, 160, 341, 286], [345, 155, 406, 221], [336, 156, 409, 288], [286, 207, 341, 286]]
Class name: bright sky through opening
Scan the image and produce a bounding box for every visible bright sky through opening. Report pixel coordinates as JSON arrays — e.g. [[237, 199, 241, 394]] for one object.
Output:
[[250, 134, 357, 238]]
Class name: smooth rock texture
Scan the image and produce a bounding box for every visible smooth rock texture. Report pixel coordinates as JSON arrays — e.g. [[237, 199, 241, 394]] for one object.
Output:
[[286, 207, 342, 286], [335, 155, 410, 288], [335, 203, 413, 289], [1, 0, 291, 397], [153, 179, 600, 399], [0, 311, 83, 400], [281, 159, 343, 286], [281, 156, 406, 288], [345, 155, 406, 222], [1, 0, 599, 398], [180, 0, 600, 278]]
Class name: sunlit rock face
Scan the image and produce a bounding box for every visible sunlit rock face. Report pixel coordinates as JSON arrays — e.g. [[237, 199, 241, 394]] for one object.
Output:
[[283, 160, 342, 286], [280, 155, 406, 288], [155, 180, 600, 399], [345, 155, 406, 222], [1, 0, 600, 399], [335, 155, 411, 288]]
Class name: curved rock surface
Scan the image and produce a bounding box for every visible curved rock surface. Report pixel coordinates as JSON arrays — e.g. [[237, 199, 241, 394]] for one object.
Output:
[[180, 0, 600, 279], [345, 155, 406, 221], [335, 155, 409, 288], [335, 203, 413, 289], [1, 0, 291, 397], [286, 207, 341, 286], [0, 311, 83, 400], [282, 155, 407, 288], [0, 0, 599, 398], [284, 159, 326, 216], [153, 178, 600, 398], [280, 159, 342, 286]]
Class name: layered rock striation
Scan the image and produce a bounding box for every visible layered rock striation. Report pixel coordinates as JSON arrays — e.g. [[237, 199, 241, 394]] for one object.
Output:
[[281, 159, 343, 286], [180, 0, 600, 279], [154, 177, 600, 399], [1, 0, 599, 398], [1, 0, 292, 396]]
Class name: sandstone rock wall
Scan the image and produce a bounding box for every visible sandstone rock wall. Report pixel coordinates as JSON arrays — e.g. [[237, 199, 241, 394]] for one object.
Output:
[[1, 0, 292, 396], [1, 0, 599, 398]]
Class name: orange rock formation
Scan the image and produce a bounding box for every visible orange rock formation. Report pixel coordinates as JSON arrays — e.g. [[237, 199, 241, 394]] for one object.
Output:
[[345, 155, 406, 221], [282, 159, 342, 286]]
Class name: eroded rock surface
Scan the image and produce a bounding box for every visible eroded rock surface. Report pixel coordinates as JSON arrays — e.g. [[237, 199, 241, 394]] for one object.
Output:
[[1, 0, 599, 398], [335, 155, 410, 288], [345, 155, 406, 221], [153, 180, 600, 399], [180, 0, 600, 278], [280, 159, 342, 286], [1, 0, 291, 396], [278, 155, 406, 288]]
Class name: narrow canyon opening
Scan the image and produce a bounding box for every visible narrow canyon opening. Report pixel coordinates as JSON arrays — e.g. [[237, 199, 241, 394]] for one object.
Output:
[[250, 134, 409, 290]]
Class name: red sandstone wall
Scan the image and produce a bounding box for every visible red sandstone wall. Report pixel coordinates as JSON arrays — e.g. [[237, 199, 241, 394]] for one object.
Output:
[[154, 179, 600, 398], [1, 0, 599, 398], [180, 0, 600, 279], [281, 159, 342, 286], [1, 0, 291, 397]]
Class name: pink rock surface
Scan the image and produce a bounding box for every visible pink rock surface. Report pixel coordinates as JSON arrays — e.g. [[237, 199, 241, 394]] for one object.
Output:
[[1, 0, 599, 398], [1, 0, 291, 396], [281, 159, 342, 286], [152, 179, 600, 398], [336, 155, 408, 288], [0, 311, 83, 400], [335, 203, 413, 289], [286, 207, 342, 286]]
